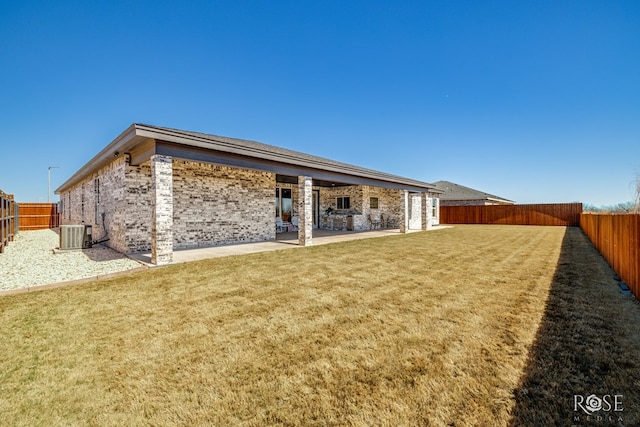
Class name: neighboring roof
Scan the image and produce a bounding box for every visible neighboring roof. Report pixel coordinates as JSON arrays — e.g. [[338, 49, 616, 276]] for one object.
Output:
[[433, 180, 515, 204], [56, 124, 439, 194]]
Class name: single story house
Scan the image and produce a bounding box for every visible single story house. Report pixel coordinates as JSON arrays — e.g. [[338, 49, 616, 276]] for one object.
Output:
[[56, 124, 442, 265], [433, 180, 515, 206]]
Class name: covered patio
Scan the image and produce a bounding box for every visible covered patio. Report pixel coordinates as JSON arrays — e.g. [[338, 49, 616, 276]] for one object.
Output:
[[134, 124, 444, 261], [273, 174, 442, 247], [56, 124, 442, 265]]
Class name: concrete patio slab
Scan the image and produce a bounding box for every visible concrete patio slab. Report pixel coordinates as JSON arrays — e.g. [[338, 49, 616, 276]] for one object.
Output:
[[129, 226, 451, 267]]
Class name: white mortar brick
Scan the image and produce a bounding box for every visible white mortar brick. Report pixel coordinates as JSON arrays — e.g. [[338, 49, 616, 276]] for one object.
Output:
[[151, 155, 173, 265], [298, 176, 313, 246]]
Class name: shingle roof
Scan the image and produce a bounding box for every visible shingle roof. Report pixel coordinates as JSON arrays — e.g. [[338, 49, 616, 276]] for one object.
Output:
[[142, 124, 436, 189], [433, 180, 515, 204], [56, 123, 439, 193]]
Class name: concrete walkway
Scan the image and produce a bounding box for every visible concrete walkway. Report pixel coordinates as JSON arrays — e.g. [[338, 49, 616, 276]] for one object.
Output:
[[130, 226, 451, 266]]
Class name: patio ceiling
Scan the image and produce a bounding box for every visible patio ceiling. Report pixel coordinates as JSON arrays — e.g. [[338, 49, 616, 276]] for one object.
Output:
[[276, 174, 350, 188]]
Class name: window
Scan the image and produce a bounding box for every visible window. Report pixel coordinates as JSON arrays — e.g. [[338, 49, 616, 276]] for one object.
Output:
[[370, 197, 379, 209], [337, 196, 350, 210], [275, 187, 292, 221]]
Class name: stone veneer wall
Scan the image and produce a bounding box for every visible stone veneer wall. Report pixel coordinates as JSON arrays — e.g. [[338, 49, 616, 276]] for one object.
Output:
[[60, 157, 436, 253], [319, 185, 365, 230], [59, 157, 128, 253], [277, 183, 402, 231], [409, 193, 423, 229], [214, 179, 429, 232], [171, 160, 275, 249], [320, 185, 364, 213], [61, 157, 276, 254], [362, 186, 404, 228], [321, 185, 404, 231], [125, 159, 276, 252], [124, 162, 153, 252], [273, 183, 406, 230]]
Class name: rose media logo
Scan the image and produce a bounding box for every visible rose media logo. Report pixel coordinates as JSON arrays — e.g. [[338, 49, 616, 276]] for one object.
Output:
[[573, 394, 623, 423]]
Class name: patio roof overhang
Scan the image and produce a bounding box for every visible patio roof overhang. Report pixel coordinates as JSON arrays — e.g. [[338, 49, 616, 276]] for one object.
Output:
[[56, 123, 439, 194]]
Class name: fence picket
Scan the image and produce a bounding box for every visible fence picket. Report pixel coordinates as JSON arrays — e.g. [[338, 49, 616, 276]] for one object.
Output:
[[18, 203, 60, 230], [440, 203, 582, 226], [1, 190, 17, 253], [580, 213, 640, 299]]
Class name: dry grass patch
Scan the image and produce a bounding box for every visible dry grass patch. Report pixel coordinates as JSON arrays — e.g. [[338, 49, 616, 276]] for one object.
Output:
[[511, 227, 640, 425], [1, 225, 639, 426]]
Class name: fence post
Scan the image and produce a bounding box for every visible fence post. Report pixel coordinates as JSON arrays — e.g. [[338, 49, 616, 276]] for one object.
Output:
[[9, 194, 15, 242], [1, 191, 4, 253], [0, 190, 15, 253], [580, 213, 640, 300], [14, 201, 19, 236]]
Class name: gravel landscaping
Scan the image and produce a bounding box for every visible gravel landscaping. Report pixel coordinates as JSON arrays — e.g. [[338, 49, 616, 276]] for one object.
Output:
[[0, 229, 144, 292]]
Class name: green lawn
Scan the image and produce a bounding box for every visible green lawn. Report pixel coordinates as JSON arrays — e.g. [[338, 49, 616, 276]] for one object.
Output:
[[1, 225, 639, 426]]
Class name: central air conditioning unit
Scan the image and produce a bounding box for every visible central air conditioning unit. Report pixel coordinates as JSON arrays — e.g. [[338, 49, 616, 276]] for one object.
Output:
[[60, 224, 93, 250]]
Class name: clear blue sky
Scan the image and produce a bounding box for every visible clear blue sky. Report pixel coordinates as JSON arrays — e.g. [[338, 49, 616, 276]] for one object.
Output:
[[1, 0, 638, 205]]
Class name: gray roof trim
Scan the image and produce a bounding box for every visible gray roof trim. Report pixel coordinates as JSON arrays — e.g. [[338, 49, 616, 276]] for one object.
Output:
[[56, 123, 438, 193], [433, 180, 515, 204], [139, 125, 436, 189], [155, 141, 432, 192], [55, 124, 147, 194]]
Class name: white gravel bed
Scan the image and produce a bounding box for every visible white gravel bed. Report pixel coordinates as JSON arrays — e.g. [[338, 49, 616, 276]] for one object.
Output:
[[0, 229, 143, 291]]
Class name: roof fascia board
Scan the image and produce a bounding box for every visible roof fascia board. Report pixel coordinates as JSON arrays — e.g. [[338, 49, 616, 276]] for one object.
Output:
[[57, 123, 437, 194], [138, 125, 369, 172], [129, 138, 156, 166], [137, 125, 435, 191], [155, 141, 431, 192], [55, 124, 143, 193], [486, 197, 516, 204]]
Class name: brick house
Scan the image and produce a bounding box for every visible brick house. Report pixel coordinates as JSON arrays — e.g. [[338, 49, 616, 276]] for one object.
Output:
[[56, 124, 441, 265], [433, 180, 515, 206]]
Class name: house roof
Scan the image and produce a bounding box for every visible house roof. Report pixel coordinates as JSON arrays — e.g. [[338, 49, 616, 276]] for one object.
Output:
[[56, 124, 440, 194], [433, 180, 515, 204]]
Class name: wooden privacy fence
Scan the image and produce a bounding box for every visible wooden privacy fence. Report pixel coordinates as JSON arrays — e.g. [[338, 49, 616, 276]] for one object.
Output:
[[440, 203, 583, 226], [18, 203, 60, 230], [1, 190, 18, 253], [580, 213, 640, 299]]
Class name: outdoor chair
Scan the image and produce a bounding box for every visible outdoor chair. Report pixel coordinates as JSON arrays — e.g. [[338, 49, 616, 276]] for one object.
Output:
[[276, 217, 286, 233], [382, 214, 395, 229], [291, 216, 299, 231], [387, 216, 397, 229], [369, 214, 381, 229]]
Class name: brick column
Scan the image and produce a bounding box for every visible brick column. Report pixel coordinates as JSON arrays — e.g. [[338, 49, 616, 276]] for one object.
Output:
[[298, 176, 313, 246], [426, 193, 433, 228], [421, 192, 429, 230], [433, 196, 440, 225], [400, 190, 409, 233], [151, 155, 173, 265]]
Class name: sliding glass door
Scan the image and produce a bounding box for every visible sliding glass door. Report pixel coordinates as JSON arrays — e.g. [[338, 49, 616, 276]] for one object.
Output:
[[275, 188, 292, 222], [275, 187, 318, 229]]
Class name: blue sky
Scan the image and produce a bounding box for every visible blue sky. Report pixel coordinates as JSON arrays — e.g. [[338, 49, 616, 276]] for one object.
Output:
[[1, 1, 638, 205]]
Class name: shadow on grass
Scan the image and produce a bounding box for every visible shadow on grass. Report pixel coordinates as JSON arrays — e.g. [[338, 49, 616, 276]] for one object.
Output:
[[509, 227, 640, 426]]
